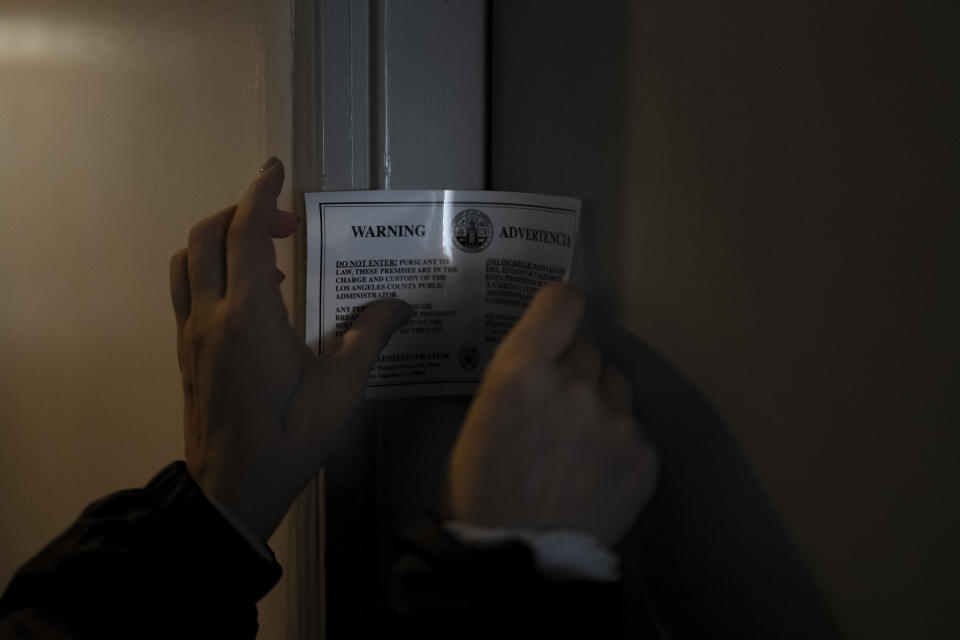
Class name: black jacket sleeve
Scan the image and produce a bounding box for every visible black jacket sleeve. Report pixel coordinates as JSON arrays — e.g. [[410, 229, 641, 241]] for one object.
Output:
[[0, 461, 281, 640], [388, 517, 628, 639]]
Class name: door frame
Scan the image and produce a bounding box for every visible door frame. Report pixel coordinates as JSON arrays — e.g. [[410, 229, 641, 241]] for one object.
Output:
[[292, 1, 489, 637]]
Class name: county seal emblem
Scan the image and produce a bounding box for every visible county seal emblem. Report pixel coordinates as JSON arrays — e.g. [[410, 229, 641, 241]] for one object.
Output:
[[451, 208, 494, 253]]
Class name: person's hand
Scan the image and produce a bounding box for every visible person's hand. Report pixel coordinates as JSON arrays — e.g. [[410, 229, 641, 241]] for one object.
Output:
[[448, 283, 658, 546], [169, 158, 411, 541]]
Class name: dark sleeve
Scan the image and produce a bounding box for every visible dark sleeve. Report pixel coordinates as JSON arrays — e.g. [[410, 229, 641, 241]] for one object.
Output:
[[388, 517, 627, 639], [0, 461, 281, 640]]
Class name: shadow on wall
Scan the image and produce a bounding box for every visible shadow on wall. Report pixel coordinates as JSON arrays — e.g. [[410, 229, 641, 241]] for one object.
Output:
[[591, 319, 843, 639]]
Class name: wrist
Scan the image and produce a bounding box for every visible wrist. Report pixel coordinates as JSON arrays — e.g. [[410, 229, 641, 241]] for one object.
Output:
[[201, 488, 275, 560], [186, 460, 288, 542]]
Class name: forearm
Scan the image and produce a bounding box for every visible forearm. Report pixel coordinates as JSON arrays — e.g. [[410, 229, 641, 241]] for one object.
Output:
[[0, 462, 281, 639]]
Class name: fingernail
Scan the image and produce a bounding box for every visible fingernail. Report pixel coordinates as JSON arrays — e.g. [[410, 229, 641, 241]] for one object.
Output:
[[259, 156, 280, 173]]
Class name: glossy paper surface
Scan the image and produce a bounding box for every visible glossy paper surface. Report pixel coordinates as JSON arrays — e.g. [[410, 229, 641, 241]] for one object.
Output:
[[305, 190, 580, 397]]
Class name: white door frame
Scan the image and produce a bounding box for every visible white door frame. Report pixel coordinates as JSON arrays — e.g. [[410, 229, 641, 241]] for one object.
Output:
[[291, 1, 488, 637]]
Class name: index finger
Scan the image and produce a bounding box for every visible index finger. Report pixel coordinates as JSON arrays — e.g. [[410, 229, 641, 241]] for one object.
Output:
[[498, 282, 584, 364], [226, 157, 285, 297]]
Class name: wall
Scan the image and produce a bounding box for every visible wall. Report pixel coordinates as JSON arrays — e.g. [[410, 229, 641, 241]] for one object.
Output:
[[492, 1, 958, 638], [622, 1, 959, 637], [0, 1, 295, 636]]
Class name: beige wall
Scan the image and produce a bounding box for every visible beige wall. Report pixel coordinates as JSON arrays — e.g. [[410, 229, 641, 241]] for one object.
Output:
[[0, 1, 294, 635]]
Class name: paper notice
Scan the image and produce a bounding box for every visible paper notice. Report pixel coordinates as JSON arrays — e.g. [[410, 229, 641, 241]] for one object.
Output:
[[305, 190, 580, 398]]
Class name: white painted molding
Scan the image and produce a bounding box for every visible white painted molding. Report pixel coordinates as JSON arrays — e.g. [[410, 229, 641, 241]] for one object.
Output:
[[293, 1, 487, 637]]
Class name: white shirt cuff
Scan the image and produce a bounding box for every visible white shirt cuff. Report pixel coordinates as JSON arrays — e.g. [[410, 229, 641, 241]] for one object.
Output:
[[444, 521, 619, 582], [202, 491, 274, 562]]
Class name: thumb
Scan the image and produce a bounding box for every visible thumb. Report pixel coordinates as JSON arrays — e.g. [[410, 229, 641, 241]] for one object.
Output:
[[329, 298, 414, 389], [282, 298, 412, 446]]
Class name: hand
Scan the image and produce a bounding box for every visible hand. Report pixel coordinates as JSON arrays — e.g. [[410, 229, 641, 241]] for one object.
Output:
[[448, 283, 658, 546], [169, 158, 411, 541]]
